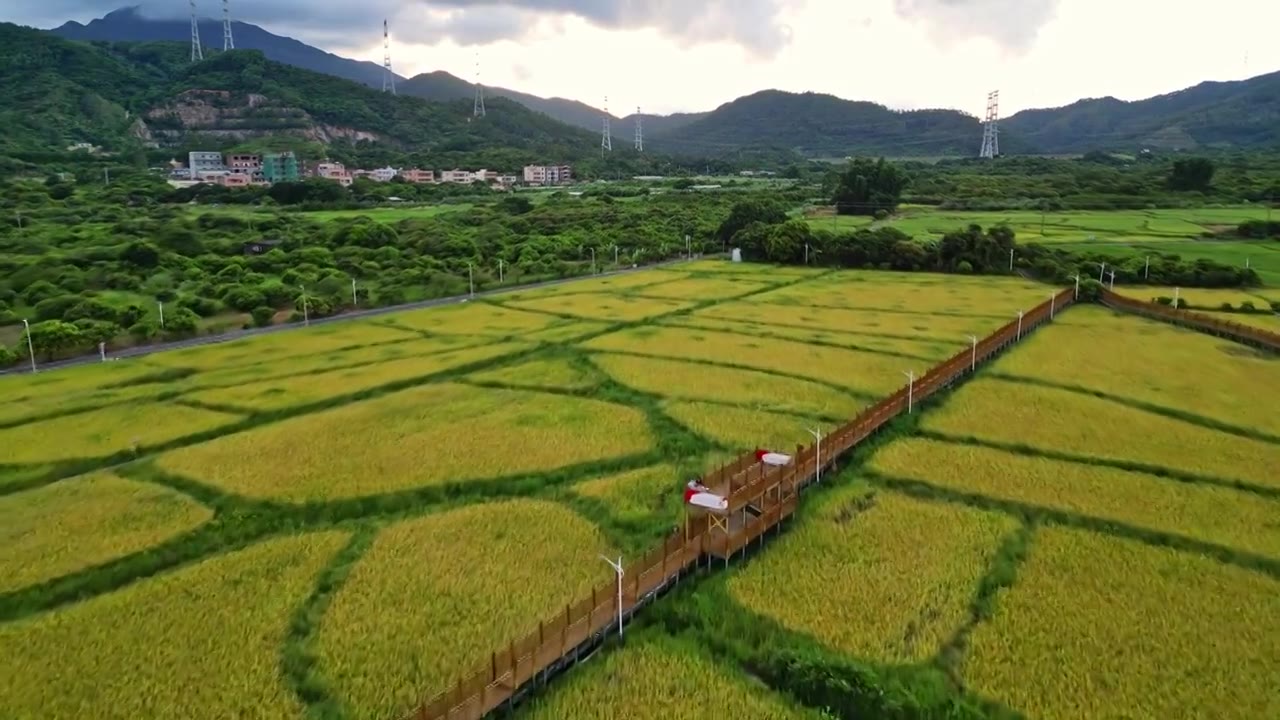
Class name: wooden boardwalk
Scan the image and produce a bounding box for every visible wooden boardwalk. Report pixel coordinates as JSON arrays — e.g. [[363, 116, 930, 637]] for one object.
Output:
[[1100, 289, 1280, 352], [404, 287, 1078, 720]]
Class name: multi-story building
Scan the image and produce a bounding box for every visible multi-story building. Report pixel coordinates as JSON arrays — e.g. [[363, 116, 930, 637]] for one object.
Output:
[[262, 152, 300, 183], [370, 166, 399, 183], [522, 164, 573, 186], [441, 169, 476, 184], [495, 175, 519, 189], [400, 168, 435, 184], [188, 151, 225, 175], [227, 154, 261, 173], [315, 162, 353, 187]]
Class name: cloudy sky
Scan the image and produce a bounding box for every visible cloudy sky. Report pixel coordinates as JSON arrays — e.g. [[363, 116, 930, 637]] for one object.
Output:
[[13, 0, 1280, 117]]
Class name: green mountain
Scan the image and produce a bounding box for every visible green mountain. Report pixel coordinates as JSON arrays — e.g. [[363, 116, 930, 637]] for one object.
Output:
[[1002, 72, 1280, 152], [0, 22, 597, 164]]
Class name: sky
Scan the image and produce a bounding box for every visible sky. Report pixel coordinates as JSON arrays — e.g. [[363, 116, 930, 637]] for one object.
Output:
[[13, 0, 1280, 118]]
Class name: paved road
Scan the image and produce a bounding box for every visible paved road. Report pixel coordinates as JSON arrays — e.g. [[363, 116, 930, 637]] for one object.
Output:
[[2, 258, 694, 377]]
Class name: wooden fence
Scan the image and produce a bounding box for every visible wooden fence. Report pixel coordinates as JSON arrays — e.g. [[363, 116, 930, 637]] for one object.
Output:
[[1100, 289, 1280, 352], [404, 286, 1077, 720]]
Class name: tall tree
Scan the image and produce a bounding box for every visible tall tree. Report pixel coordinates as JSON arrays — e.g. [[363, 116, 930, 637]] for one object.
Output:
[[833, 158, 909, 216], [1168, 158, 1216, 192]]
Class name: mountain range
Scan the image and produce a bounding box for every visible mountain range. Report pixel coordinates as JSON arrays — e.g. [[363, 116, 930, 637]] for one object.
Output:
[[24, 6, 1280, 158]]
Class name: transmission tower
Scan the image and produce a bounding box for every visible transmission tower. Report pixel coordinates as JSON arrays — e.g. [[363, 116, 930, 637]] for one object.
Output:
[[601, 97, 612, 155], [634, 106, 644, 152], [473, 55, 486, 118], [190, 0, 203, 62], [222, 0, 234, 51], [979, 90, 1000, 159], [382, 20, 396, 95]]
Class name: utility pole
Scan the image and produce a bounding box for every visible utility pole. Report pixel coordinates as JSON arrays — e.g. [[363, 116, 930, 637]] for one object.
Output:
[[601, 97, 612, 156], [22, 319, 37, 374], [979, 90, 1000, 159], [902, 370, 916, 413], [190, 0, 203, 62], [382, 20, 396, 94], [222, 0, 234, 50], [634, 106, 643, 152], [473, 53, 486, 118]]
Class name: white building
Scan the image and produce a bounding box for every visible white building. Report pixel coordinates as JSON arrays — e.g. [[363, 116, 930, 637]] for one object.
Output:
[[441, 169, 476, 184], [188, 151, 225, 175], [522, 164, 573, 186], [370, 166, 399, 183]]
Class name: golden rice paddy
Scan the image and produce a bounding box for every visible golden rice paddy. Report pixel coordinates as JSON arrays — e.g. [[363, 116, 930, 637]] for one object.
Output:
[[505, 293, 695, 322]]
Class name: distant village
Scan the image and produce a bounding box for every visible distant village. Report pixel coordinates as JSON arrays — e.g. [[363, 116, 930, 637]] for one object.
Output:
[[168, 151, 574, 191]]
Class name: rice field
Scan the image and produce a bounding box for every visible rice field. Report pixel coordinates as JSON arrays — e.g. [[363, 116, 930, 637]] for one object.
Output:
[[1113, 285, 1279, 310], [380, 301, 560, 336], [922, 377, 1280, 490], [694, 300, 1012, 343], [1202, 310, 1280, 332], [728, 488, 1016, 663], [317, 501, 613, 720], [0, 531, 349, 720], [4, 260, 1276, 720], [988, 306, 1280, 435], [583, 325, 923, 397], [869, 439, 1280, 560], [591, 353, 864, 419], [505, 292, 695, 322], [520, 635, 823, 719], [663, 400, 823, 451], [0, 401, 241, 468], [0, 472, 213, 593], [964, 526, 1280, 720], [158, 382, 655, 501], [184, 342, 527, 412], [466, 356, 599, 391]]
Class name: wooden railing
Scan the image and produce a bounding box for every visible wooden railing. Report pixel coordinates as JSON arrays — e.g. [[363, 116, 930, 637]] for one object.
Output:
[[404, 286, 1077, 720], [1100, 289, 1280, 352]]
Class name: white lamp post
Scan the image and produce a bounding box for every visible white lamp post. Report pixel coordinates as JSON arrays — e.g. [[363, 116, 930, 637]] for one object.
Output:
[[1108, 269, 1116, 290], [1017, 310, 1024, 340], [807, 428, 822, 484], [22, 318, 36, 373], [1073, 274, 1080, 300], [351, 278, 358, 306], [903, 370, 916, 414], [600, 555, 624, 639], [1049, 293, 1056, 319], [498, 259, 504, 284], [1144, 255, 1150, 280], [590, 248, 597, 274], [1008, 247, 1014, 271], [966, 334, 978, 371], [158, 301, 166, 329]]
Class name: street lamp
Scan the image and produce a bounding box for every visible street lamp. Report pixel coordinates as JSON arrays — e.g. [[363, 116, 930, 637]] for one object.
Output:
[[351, 278, 358, 307], [1096, 261, 1106, 283], [22, 318, 36, 374], [300, 285, 309, 326], [1108, 269, 1116, 290], [1049, 293, 1056, 319], [807, 428, 822, 484], [1008, 247, 1015, 271], [1144, 255, 1150, 281], [966, 334, 978, 371], [1016, 310, 1024, 340], [498, 259, 505, 284], [467, 262, 475, 297], [1174, 286, 1180, 309], [903, 370, 916, 414], [1073, 274, 1081, 300], [599, 555, 624, 639], [158, 301, 166, 329]]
